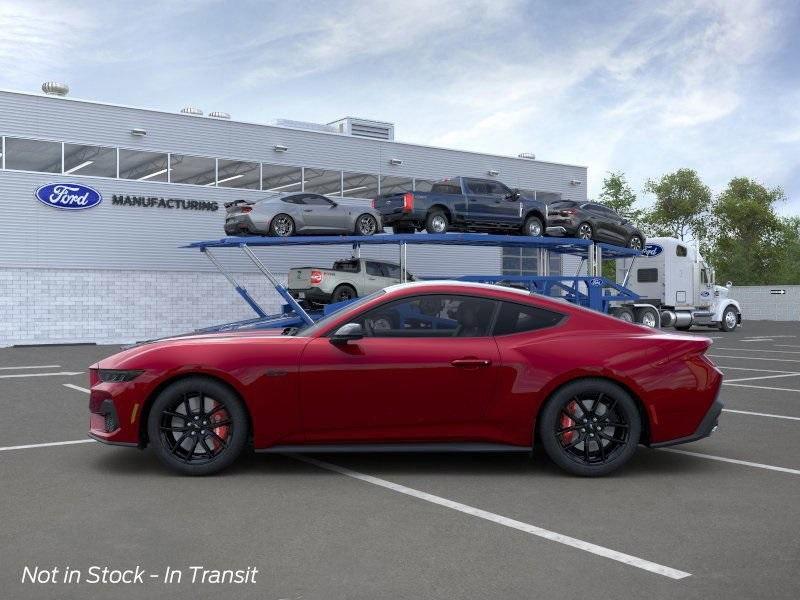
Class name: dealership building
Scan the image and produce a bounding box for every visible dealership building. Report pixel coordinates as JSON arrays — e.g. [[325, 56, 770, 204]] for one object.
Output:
[[0, 85, 589, 346]]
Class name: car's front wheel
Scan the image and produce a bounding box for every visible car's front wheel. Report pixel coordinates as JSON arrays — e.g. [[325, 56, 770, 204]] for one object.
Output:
[[539, 379, 641, 476], [719, 306, 738, 332], [577, 222, 593, 240], [355, 214, 379, 236], [147, 376, 248, 475], [628, 235, 644, 250]]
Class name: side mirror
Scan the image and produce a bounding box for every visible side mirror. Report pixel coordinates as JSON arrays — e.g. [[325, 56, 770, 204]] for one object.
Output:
[[505, 189, 520, 201], [330, 322, 364, 344], [329, 201, 338, 208], [726, 281, 732, 288]]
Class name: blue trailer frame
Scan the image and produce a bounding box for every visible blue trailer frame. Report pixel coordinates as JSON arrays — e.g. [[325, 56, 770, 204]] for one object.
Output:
[[183, 233, 641, 331]]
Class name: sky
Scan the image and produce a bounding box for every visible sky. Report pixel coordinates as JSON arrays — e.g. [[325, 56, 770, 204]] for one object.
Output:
[[1, 0, 799, 214]]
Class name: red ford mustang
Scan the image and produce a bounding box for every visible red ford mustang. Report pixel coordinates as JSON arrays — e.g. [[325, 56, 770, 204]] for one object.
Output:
[[88, 281, 723, 476]]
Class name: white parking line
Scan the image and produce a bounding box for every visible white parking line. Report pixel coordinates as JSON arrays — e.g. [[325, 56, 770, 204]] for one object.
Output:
[[64, 383, 91, 393], [0, 371, 83, 379], [291, 455, 691, 580], [0, 439, 95, 452], [739, 339, 773, 342], [710, 355, 800, 363], [718, 366, 800, 374], [660, 449, 800, 476], [0, 364, 61, 371], [723, 409, 800, 421], [776, 345, 800, 349], [723, 383, 800, 393], [724, 373, 800, 383], [714, 348, 800, 355]]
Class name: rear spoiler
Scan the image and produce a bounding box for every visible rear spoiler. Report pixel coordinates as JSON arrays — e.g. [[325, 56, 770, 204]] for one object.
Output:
[[224, 199, 256, 210]]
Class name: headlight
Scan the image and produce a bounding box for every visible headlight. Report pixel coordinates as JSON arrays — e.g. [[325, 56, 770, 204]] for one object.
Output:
[[97, 369, 144, 383]]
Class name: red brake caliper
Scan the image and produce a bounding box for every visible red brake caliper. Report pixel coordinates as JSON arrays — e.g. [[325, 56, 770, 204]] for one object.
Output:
[[560, 400, 579, 445], [209, 401, 229, 453]]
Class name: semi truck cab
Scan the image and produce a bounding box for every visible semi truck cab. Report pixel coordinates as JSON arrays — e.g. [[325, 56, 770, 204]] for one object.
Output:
[[615, 236, 742, 332]]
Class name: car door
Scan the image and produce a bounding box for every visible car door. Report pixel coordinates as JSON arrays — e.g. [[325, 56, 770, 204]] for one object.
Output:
[[298, 293, 501, 443], [299, 194, 346, 232], [597, 205, 628, 244], [584, 203, 614, 242], [362, 261, 391, 294], [463, 179, 495, 225], [485, 180, 521, 226]]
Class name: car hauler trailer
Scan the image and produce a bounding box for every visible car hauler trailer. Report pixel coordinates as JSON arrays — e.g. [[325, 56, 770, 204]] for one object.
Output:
[[184, 233, 653, 333], [614, 236, 742, 332]]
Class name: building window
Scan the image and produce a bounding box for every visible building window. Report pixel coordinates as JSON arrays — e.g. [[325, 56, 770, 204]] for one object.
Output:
[[119, 149, 169, 182], [342, 171, 379, 198], [217, 159, 259, 189], [262, 164, 302, 192], [4, 137, 61, 173], [502, 248, 562, 276], [63, 143, 117, 177], [379, 175, 413, 195], [170, 154, 216, 186], [304, 168, 342, 196]]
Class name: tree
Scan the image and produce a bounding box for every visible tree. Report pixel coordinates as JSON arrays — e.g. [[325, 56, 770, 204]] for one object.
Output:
[[642, 169, 711, 242], [598, 171, 640, 220], [708, 177, 785, 285]]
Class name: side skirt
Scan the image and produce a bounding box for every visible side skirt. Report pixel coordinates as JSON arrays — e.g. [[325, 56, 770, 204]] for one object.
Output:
[[256, 442, 531, 454]]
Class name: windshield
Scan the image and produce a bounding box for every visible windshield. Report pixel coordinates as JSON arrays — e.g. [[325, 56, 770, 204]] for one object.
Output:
[[292, 289, 387, 337]]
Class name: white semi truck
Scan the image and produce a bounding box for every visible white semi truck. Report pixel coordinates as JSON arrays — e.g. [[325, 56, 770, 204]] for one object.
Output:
[[612, 236, 742, 332]]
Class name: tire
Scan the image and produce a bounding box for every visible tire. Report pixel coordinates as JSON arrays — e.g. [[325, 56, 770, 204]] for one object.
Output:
[[539, 378, 641, 477], [627, 235, 644, 250], [577, 222, 593, 240], [719, 306, 738, 332], [634, 306, 658, 328], [609, 307, 635, 323], [147, 376, 248, 475], [331, 284, 357, 303], [522, 215, 544, 237], [354, 213, 379, 236], [269, 214, 295, 237], [425, 209, 449, 234], [675, 324, 692, 331], [392, 224, 415, 234]]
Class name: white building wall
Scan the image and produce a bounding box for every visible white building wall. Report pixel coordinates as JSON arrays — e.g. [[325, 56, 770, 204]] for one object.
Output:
[[729, 286, 800, 321]]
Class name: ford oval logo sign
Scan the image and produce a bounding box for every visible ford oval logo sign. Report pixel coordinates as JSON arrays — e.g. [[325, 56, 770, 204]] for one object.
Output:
[[641, 244, 663, 257], [588, 277, 604, 287], [35, 183, 103, 210]]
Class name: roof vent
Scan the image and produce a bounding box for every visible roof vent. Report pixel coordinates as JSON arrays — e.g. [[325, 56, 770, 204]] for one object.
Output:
[[180, 106, 203, 116], [42, 82, 69, 96], [328, 117, 394, 141], [518, 152, 536, 160], [271, 119, 337, 134], [208, 111, 231, 119]]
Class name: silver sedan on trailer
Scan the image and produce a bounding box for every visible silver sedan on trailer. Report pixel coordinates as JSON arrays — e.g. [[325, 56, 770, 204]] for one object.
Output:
[[224, 192, 383, 237]]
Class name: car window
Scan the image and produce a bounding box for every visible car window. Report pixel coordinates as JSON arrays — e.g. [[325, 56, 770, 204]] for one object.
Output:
[[384, 264, 401, 279], [281, 195, 306, 205], [365, 261, 385, 277], [465, 180, 491, 195], [701, 269, 709, 284], [350, 294, 499, 338], [492, 301, 564, 335], [304, 195, 334, 206], [486, 181, 511, 196], [637, 268, 658, 283], [333, 259, 360, 273], [430, 181, 462, 194]]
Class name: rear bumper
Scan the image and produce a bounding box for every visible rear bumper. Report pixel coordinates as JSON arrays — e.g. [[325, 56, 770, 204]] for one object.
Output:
[[224, 215, 267, 236], [649, 395, 724, 448], [288, 287, 332, 304]]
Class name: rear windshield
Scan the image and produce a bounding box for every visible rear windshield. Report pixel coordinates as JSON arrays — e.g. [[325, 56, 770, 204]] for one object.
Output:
[[550, 200, 578, 209], [431, 180, 462, 194], [333, 260, 360, 272]]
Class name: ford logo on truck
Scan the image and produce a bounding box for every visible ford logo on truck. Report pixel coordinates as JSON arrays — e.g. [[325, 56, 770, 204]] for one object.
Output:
[[641, 244, 663, 257], [35, 183, 103, 210]]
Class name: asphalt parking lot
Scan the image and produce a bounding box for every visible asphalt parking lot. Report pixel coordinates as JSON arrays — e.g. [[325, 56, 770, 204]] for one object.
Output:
[[2, 321, 800, 599]]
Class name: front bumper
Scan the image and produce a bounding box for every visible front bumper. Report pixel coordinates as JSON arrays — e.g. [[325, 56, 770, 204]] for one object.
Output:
[[649, 396, 724, 448]]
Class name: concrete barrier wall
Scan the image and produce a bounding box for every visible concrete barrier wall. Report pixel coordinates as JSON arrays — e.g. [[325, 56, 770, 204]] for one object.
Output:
[[730, 285, 800, 321]]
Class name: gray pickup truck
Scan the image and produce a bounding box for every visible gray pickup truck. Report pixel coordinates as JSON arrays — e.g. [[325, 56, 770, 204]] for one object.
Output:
[[288, 258, 415, 305]]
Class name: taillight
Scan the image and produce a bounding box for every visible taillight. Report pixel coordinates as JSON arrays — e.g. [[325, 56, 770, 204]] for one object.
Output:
[[371, 198, 377, 209], [310, 270, 323, 285], [561, 208, 577, 216], [240, 206, 252, 213], [402, 192, 414, 213]]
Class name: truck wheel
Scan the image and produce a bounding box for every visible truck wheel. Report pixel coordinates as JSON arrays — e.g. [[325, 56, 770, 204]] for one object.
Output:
[[609, 307, 635, 323], [627, 235, 644, 250], [269, 214, 295, 237], [675, 324, 693, 331], [522, 215, 544, 237], [635, 306, 658, 328], [392, 224, 415, 234], [425, 210, 449, 234], [577, 222, 593, 240], [719, 306, 738, 332], [354, 214, 378, 236], [332, 285, 357, 303]]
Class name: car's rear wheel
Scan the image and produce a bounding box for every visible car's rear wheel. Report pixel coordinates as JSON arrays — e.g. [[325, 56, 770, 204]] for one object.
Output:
[[269, 214, 295, 237], [627, 235, 644, 250], [147, 377, 248, 475], [522, 215, 544, 237], [425, 209, 449, 234], [539, 379, 641, 476], [577, 222, 593, 240], [331, 284, 357, 303], [355, 214, 379, 236]]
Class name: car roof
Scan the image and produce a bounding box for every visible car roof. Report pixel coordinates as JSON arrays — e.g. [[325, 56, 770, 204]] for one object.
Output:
[[383, 280, 533, 297]]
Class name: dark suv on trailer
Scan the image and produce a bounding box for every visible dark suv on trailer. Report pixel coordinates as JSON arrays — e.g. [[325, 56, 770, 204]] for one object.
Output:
[[372, 177, 549, 236], [547, 200, 645, 249]]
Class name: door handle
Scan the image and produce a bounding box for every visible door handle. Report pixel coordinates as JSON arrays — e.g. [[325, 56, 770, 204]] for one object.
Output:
[[303, 209, 313, 213], [451, 358, 492, 369]]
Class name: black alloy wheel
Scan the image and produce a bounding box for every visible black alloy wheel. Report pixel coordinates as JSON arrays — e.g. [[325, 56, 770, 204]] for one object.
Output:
[[355, 214, 378, 236], [628, 235, 644, 250], [577, 222, 593, 240], [270, 214, 295, 237], [147, 377, 248, 475], [539, 379, 641, 476], [332, 285, 357, 303]]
